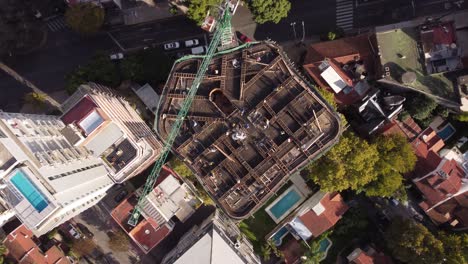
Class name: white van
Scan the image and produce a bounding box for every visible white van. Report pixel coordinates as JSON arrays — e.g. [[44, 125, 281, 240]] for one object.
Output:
[[191, 46, 207, 55]]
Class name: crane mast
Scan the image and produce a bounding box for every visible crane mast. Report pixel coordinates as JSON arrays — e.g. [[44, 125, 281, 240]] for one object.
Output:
[[127, 2, 234, 226]]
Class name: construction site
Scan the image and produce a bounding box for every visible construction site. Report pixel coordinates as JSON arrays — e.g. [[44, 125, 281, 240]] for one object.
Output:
[[155, 42, 342, 219]]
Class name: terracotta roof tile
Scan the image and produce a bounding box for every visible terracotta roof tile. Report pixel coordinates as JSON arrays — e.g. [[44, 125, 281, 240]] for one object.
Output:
[[298, 193, 348, 237]]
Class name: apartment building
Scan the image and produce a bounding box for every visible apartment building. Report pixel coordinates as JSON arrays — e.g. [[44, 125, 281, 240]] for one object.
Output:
[[60, 83, 162, 183], [161, 211, 261, 264], [0, 111, 114, 236]]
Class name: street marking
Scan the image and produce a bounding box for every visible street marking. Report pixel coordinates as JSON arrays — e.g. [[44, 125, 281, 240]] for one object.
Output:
[[107, 32, 126, 51], [336, 0, 354, 31]]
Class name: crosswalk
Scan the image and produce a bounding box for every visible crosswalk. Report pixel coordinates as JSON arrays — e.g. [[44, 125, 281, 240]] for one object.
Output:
[[47, 17, 68, 32], [336, 0, 354, 32]]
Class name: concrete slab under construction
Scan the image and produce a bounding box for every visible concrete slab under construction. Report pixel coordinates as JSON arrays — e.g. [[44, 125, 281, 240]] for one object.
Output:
[[156, 42, 342, 219]]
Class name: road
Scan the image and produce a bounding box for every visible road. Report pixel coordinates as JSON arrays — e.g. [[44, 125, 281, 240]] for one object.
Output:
[[0, 16, 206, 113]]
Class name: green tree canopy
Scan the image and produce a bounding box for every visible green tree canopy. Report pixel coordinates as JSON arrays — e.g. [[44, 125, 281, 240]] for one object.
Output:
[[108, 230, 129, 252], [65, 3, 105, 35], [307, 132, 379, 191], [385, 218, 444, 264], [187, 0, 221, 25], [71, 238, 96, 257], [315, 86, 337, 110], [65, 53, 120, 94], [249, 0, 291, 24], [438, 232, 468, 264], [121, 48, 173, 86], [364, 134, 416, 197], [405, 93, 437, 121]]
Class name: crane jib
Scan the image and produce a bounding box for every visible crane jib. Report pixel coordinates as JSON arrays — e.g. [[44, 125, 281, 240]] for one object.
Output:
[[127, 4, 233, 227]]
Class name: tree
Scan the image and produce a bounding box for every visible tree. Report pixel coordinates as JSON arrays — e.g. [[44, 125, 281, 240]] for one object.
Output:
[[65, 3, 105, 35], [0, 0, 43, 57], [453, 112, 468, 122], [71, 238, 96, 257], [121, 48, 173, 86], [187, 0, 221, 25], [364, 134, 416, 197], [438, 232, 468, 264], [385, 218, 444, 264], [260, 243, 272, 261], [405, 93, 437, 121], [169, 157, 196, 181], [302, 240, 324, 264], [315, 86, 337, 110], [108, 230, 129, 252], [249, 0, 291, 24], [65, 53, 120, 94], [306, 132, 379, 191]]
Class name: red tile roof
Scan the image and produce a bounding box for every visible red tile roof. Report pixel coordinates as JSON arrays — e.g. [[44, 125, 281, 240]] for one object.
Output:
[[380, 117, 422, 141], [129, 221, 171, 253], [110, 166, 176, 253], [352, 251, 374, 264], [348, 247, 393, 264], [303, 34, 377, 106], [415, 159, 463, 208], [61, 96, 97, 125], [298, 193, 348, 237], [3, 225, 70, 264]]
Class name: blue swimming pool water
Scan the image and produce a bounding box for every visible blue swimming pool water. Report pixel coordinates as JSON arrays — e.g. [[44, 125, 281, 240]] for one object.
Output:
[[269, 189, 301, 219], [319, 238, 331, 252], [272, 226, 289, 246], [11, 170, 48, 212], [437, 125, 455, 141]]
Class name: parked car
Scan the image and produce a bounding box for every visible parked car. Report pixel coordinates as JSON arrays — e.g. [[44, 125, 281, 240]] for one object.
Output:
[[185, 39, 199, 47], [390, 198, 400, 206], [110, 53, 124, 60], [191, 46, 208, 55], [77, 223, 94, 238], [68, 225, 81, 239], [114, 190, 128, 203], [236, 32, 252, 43], [164, 41, 180, 50]]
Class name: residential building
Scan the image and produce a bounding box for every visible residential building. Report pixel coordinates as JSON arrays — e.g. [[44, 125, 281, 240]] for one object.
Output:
[[267, 192, 348, 247], [349, 89, 405, 136], [161, 211, 261, 264], [384, 122, 468, 229], [347, 246, 393, 264], [375, 20, 468, 111], [0, 111, 114, 236], [303, 34, 377, 105], [411, 129, 468, 228], [111, 166, 198, 254], [60, 83, 162, 183], [3, 224, 71, 264]]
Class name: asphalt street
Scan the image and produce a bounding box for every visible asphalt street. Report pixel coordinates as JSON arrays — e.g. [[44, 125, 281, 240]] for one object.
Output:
[[0, 16, 206, 113]]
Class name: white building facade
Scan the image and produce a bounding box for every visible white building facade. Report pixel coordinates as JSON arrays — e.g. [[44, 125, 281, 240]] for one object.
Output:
[[60, 83, 161, 183], [0, 112, 114, 236]]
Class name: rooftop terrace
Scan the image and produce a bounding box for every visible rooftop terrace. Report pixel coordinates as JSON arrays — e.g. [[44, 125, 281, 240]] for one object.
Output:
[[376, 25, 463, 106], [156, 42, 341, 219]]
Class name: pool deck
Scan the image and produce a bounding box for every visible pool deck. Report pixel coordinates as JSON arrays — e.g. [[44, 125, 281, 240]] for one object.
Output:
[[289, 172, 312, 197], [265, 185, 305, 223]]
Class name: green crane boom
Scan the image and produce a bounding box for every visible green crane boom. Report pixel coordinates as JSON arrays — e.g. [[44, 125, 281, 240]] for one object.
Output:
[[127, 3, 233, 227]]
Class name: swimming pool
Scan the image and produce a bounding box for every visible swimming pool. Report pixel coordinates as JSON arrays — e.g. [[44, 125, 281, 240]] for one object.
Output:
[[10, 170, 49, 212], [266, 186, 304, 223], [437, 125, 455, 141], [318, 238, 333, 261], [271, 226, 289, 246]]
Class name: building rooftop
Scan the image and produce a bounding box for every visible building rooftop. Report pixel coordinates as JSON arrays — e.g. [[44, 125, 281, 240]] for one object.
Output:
[[296, 192, 348, 238], [110, 166, 196, 253], [156, 42, 341, 219], [303, 34, 376, 105], [376, 22, 465, 109], [3, 224, 70, 264]]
